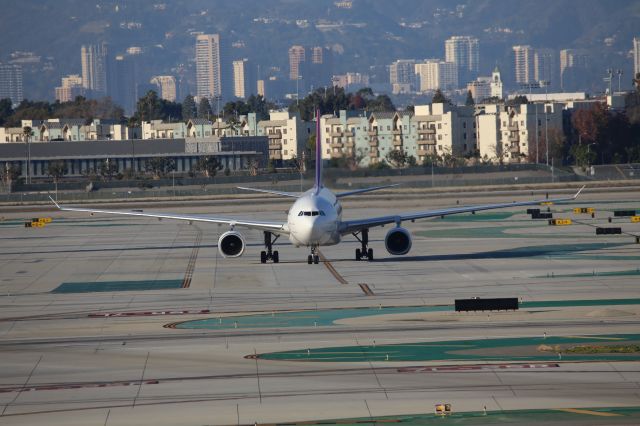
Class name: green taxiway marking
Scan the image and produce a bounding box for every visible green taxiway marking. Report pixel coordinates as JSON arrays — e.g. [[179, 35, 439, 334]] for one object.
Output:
[[257, 333, 640, 362], [174, 298, 640, 330], [52, 279, 183, 293], [284, 406, 640, 425]]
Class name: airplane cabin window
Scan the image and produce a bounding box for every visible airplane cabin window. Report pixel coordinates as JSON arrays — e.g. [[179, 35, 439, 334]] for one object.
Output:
[[312, 211, 319, 216], [304, 211, 311, 216], [319, 211, 326, 216], [298, 211, 304, 216]]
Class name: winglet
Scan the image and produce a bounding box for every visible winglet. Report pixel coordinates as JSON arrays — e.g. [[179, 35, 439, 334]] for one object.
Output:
[[573, 185, 586, 199], [48, 195, 61, 209]]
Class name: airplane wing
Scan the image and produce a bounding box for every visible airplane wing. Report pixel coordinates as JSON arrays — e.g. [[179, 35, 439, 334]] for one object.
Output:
[[49, 197, 288, 235], [339, 186, 585, 235]]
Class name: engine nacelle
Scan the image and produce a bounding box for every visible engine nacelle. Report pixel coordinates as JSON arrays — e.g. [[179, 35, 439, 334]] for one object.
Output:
[[385, 227, 412, 256], [218, 231, 246, 258]]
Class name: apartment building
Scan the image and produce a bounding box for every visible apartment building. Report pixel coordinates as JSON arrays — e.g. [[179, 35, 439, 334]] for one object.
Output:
[[476, 102, 563, 163], [414, 60, 458, 92], [55, 74, 85, 103], [257, 111, 312, 163]]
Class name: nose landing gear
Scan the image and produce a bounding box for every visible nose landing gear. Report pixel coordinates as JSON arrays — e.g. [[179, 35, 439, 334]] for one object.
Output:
[[307, 246, 320, 264], [260, 231, 279, 264], [353, 228, 373, 261]]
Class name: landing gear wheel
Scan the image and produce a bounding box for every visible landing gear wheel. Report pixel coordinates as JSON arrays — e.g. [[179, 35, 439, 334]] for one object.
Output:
[[307, 255, 313, 264], [313, 255, 320, 264], [353, 229, 371, 261], [262, 231, 280, 263]]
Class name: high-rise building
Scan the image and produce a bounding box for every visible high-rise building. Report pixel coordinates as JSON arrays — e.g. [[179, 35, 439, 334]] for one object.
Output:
[[55, 74, 84, 102], [150, 75, 177, 102], [289, 45, 305, 80], [633, 37, 640, 78], [196, 34, 223, 101], [559, 49, 589, 91], [534, 48, 556, 85], [389, 59, 416, 93], [81, 43, 108, 95], [414, 60, 458, 92], [445, 36, 479, 83], [0, 64, 23, 106], [108, 54, 137, 115], [232, 59, 250, 99], [513, 45, 535, 85], [257, 79, 266, 98]]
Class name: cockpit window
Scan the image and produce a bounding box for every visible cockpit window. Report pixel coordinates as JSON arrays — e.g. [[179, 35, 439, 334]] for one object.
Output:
[[298, 210, 326, 217]]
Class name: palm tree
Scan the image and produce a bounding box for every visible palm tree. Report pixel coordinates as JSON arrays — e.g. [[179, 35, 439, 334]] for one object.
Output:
[[22, 126, 33, 184]]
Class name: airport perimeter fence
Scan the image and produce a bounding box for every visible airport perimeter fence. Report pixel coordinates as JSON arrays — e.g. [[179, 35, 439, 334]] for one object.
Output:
[[1, 168, 588, 204]]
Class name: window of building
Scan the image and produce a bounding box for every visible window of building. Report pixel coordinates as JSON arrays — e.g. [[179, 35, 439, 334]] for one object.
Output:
[[284, 150, 288, 155], [438, 134, 442, 140], [463, 122, 466, 128], [283, 129, 287, 134], [463, 133, 467, 139]]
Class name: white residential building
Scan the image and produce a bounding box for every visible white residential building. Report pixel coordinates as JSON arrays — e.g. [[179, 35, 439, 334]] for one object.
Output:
[[257, 111, 313, 163], [476, 102, 563, 164], [150, 75, 177, 102], [195, 34, 222, 101], [415, 60, 458, 91], [445, 35, 479, 81]]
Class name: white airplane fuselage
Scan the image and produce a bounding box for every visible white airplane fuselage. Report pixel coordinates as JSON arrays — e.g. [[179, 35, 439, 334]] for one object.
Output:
[[287, 187, 342, 247]]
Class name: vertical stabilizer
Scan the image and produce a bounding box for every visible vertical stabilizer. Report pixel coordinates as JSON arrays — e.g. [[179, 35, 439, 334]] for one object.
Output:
[[314, 109, 322, 194]]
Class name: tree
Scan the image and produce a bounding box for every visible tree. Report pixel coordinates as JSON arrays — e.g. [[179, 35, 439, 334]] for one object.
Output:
[[195, 156, 223, 177], [146, 157, 175, 178], [197, 98, 213, 119], [385, 149, 410, 168], [1, 163, 21, 183], [465, 90, 475, 106], [431, 89, 447, 104], [47, 160, 67, 181], [182, 95, 197, 120], [0, 98, 13, 126], [134, 90, 162, 122], [570, 144, 596, 170], [99, 159, 118, 180], [509, 95, 529, 105]]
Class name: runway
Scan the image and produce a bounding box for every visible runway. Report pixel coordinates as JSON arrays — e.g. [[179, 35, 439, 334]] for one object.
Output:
[[1, 186, 640, 425]]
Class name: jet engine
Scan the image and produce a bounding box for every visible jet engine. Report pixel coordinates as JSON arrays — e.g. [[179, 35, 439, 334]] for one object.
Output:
[[218, 231, 246, 258], [384, 227, 412, 255]]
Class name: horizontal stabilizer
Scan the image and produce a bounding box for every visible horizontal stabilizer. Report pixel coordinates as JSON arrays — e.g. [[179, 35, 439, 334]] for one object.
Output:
[[335, 184, 400, 198], [236, 187, 300, 198]]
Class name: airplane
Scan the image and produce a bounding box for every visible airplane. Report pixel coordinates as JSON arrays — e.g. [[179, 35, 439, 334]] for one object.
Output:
[[50, 110, 585, 265]]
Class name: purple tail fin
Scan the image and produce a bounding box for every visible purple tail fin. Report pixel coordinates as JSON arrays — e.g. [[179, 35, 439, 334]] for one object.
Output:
[[314, 109, 322, 194]]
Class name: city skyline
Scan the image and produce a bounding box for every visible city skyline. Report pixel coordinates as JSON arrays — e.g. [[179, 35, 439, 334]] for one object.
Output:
[[0, 1, 638, 108]]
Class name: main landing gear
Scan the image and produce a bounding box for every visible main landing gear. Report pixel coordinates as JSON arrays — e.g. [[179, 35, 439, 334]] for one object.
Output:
[[307, 246, 320, 265], [260, 232, 279, 264], [353, 228, 373, 261]]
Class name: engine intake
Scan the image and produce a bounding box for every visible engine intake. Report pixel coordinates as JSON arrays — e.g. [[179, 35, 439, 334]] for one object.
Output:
[[218, 231, 246, 258], [385, 227, 412, 255]]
